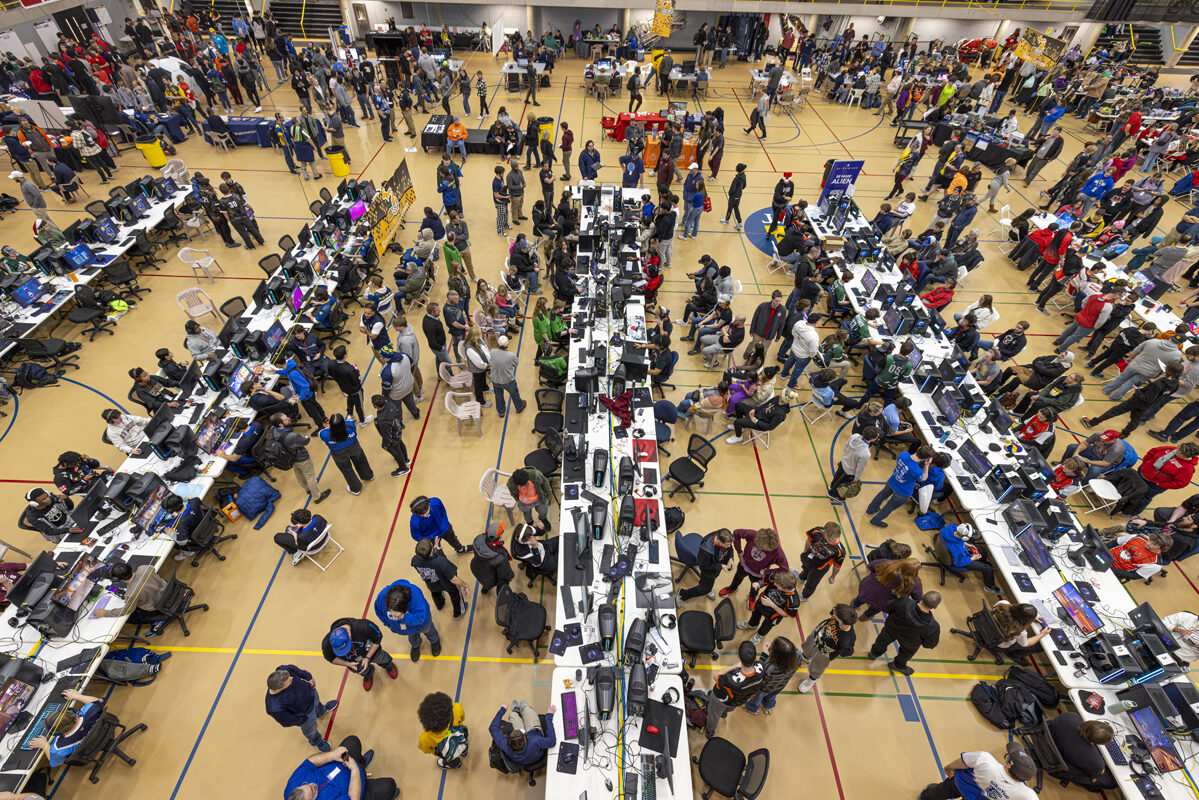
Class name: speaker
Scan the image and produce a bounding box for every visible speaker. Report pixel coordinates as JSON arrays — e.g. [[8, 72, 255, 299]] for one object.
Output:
[[599, 603, 618, 651]]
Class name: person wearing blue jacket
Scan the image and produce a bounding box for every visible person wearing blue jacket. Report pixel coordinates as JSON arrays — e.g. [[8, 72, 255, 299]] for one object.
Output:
[[578, 139, 602, 180], [1079, 167, 1116, 217], [279, 357, 327, 426], [410, 495, 470, 553], [376, 579, 441, 660], [939, 522, 1002, 594], [489, 700, 557, 767], [865, 445, 933, 527]]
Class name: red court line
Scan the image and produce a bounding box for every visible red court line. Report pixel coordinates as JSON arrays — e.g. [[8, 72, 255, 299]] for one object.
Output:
[[804, 103, 856, 161], [752, 445, 847, 800], [322, 384, 441, 737], [0, 479, 42, 484], [728, 91, 777, 173]]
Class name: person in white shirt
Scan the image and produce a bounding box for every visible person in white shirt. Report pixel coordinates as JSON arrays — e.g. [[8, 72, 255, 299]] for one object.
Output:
[[183, 320, 221, 361], [955, 295, 1000, 330], [101, 409, 150, 454], [893, 193, 916, 223], [999, 111, 1020, 136], [782, 317, 819, 390], [919, 744, 1038, 800], [1163, 611, 1199, 662]]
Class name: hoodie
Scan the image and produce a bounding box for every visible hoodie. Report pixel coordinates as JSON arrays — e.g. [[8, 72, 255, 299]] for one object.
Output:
[[789, 319, 819, 359], [840, 433, 873, 480], [410, 497, 451, 541], [374, 579, 432, 635], [882, 596, 940, 648], [1141, 445, 1197, 489], [1125, 338, 1183, 377]]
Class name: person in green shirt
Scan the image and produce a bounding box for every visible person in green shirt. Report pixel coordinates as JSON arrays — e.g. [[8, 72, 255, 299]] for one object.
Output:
[[531, 296, 568, 351], [32, 218, 65, 248], [0, 246, 34, 275]]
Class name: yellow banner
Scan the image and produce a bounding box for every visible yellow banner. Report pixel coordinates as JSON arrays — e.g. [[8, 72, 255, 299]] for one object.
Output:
[[1014, 28, 1067, 71], [366, 160, 415, 257], [651, 0, 673, 38]]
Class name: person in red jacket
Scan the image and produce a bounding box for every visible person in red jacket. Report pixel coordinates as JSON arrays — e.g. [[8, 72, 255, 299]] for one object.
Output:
[[1015, 223, 1055, 271], [920, 278, 957, 310], [1027, 222, 1079, 292], [1053, 291, 1117, 353], [1134, 443, 1199, 515]]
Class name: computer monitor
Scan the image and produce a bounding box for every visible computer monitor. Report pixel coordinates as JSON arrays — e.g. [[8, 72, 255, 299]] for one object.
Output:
[[251, 280, 270, 309], [0, 678, 36, 738], [50, 554, 99, 610], [906, 338, 922, 369], [177, 360, 202, 398], [1067, 523, 1114, 572], [194, 411, 227, 453], [92, 216, 118, 243], [349, 199, 367, 221], [1128, 707, 1184, 773], [262, 320, 287, 353], [131, 484, 170, 531], [129, 195, 149, 217], [883, 308, 901, 335], [935, 389, 962, 426], [1053, 582, 1103, 636], [860, 269, 877, 296], [291, 286, 305, 313], [959, 439, 991, 477], [10, 277, 42, 307], [62, 244, 93, 270], [516, 57, 529, 67], [227, 361, 255, 398], [1015, 524, 1054, 575], [69, 478, 108, 527]]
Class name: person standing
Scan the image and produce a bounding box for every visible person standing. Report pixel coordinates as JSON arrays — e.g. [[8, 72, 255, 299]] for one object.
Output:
[[265, 665, 339, 751], [866, 591, 942, 675], [380, 345, 420, 422], [318, 414, 375, 496], [376, 578, 441, 661], [475, 70, 490, 120], [793, 522, 846, 602], [523, 59, 539, 106], [744, 636, 802, 714], [392, 315, 424, 401], [370, 394, 411, 477], [704, 640, 764, 738], [321, 616, 397, 692], [262, 413, 331, 504], [422, 303, 452, 371], [1023, 127, 1064, 186], [328, 346, 371, 425], [418, 691, 469, 769], [677, 528, 735, 602], [720, 163, 746, 230], [492, 164, 511, 235], [828, 426, 880, 501], [12, 171, 50, 226], [865, 445, 933, 527], [446, 211, 475, 279], [737, 570, 800, 645], [488, 335, 525, 415], [797, 605, 857, 693], [506, 161, 527, 223], [559, 122, 573, 181], [412, 538, 470, 618], [720, 528, 789, 597], [743, 90, 769, 138], [410, 495, 471, 553], [766, 173, 794, 234]]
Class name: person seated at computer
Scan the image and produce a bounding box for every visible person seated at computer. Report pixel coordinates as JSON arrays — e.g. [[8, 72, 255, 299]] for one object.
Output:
[[1046, 713, 1118, 792], [154, 348, 189, 385], [0, 561, 25, 610], [274, 508, 329, 566], [23, 488, 81, 543], [489, 700, 556, 768], [511, 523, 558, 573], [992, 351, 1073, 407], [162, 495, 207, 561], [27, 689, 104, 767], [1099, 521, 1172, 581], [92, 561, 168, 630], [1162, 610, 1199, 663], [1063, 429, 1134, 482], [285, 327, 330, 380], [128, 368, 180, 413], [987, 599, 1053, 659], [0, 246, 35, 276], [183, 320, 221, 362], [1013, 408, 1058, 458], [52, 451, 111, 496]]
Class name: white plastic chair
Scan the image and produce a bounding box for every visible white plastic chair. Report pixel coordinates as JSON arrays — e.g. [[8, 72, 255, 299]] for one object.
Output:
[[161, 158, 190, 185], [175, 287, 223, 321], [732, 279, 743, 298], [438, 360, 473, 392], [685, 404, 719, 433], [182, 208, 212, 241], [300, 525, 344, 571], [1080, 478, 1121, 515], [472, 309, 499, 342], [800, 66, 813, 89], [766, 237, 789, 276], [847, 88, 864, 108], [445, 390, 482, 437], [479, 468, 516, 523], [177, 247, 224, 283], [799, 375, 834, 425]]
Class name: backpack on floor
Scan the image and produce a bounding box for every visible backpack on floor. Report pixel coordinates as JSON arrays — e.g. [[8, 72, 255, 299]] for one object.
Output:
[[683, 689, 709, 728], [539, 73, 550, 88], [1005, 665, 1062, 708], [98, 646, 169, 686], [970, 681, 1008, 730], [436, 725, 469, 769], [13, 362, 55, 389]]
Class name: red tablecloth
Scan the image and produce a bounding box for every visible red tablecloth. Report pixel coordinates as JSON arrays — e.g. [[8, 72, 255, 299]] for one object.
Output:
[[613, 112, 669, 142]]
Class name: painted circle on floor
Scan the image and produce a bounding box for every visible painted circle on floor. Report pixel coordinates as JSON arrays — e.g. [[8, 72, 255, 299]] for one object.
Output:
[[742, 207, 784, 257]]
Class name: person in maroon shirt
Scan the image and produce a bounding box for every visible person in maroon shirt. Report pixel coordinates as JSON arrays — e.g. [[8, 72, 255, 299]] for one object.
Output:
[[720, 528, 789, 597]]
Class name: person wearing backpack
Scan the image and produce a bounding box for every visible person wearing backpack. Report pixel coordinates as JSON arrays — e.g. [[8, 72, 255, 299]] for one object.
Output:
[[263, 412, 331, 505], [376, 578, 441, 661], [265, 664, 339, 751], [418, 691, 467, 769]]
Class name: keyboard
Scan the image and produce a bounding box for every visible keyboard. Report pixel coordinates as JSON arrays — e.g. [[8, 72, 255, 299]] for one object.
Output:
[[56, 647, 101, 674], [641, 755, 657, 800], [3, 676, 81, 772], [1107, 739, 1129, 766], [561, 691, 579, 739]]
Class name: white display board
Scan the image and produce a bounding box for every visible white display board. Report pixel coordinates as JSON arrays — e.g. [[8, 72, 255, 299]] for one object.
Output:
[[0, 29, 29, 62], [32, 20, 59, 56]]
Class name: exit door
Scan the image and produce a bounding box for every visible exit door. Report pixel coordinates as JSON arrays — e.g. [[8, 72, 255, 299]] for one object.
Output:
[[52, 6, 94, 44]]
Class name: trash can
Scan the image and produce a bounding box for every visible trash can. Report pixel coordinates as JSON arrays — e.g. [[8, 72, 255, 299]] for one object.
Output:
[[134, 134, 167, 167], [326, 145, 350, 177], [537, 115, 553, 142]]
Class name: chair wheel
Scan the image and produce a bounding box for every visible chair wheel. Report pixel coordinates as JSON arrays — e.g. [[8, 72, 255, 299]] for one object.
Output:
[[967, 654, 977, 661], [994, 658, 1003, 665]]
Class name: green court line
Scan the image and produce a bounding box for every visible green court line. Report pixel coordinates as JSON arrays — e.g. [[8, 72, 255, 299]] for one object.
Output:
[[811, 691, 972, 702]]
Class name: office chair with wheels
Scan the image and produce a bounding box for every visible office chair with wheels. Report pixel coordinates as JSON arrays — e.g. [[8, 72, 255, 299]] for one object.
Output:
[[319, 187, 333, 203], [523, 428, 562, 478], [185, 509, 238, 567], [126, 232, 165, 271], [107, 186, 127, 200], [509, 526, 557, 589], [151, 574, 208, 636], [652, 351, 679, 398], [257, 253, 282, 279], [1017, 721, 1072, 794], [16, 337, 79, 372], [219, 296, 247, 319], [921, 532, 969, 587], [693, 738, 770, 800], [494, 583, 549, 661], [102, 260, 150, 303], [671, 531, 702, 584], [85, 200, 109, 218], [315, 305, 352, 346], [67, 285, 117, 341], [654, 400, 677, 457], [665, 434, 717, 501], [532, 389, 564, 436], [950, 600, 1014, 666], [309, 199, 323, 216], [678, 597, 736, 667], [64, 708, 147, 784], [153, 208, 189, 247]]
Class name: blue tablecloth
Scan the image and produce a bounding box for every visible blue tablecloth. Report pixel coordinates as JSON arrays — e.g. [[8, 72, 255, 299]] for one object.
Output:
[[202, 116, 327, 148]]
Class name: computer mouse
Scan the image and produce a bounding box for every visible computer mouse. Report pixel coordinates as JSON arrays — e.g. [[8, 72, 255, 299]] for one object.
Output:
[[988, 443, 1002, 452]]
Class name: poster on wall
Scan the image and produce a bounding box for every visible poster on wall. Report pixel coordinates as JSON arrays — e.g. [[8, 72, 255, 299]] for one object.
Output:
[[651, 0, 673, 38], [0, 30, 30, 61], [32, 20, 58, 55], [367, 160, 416, 257], [1014, 28, 1067, 71]]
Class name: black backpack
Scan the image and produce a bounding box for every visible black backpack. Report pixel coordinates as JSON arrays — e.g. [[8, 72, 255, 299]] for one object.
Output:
[[255, 429, 297, 469], [1005, 665, 1062, 708], [664, 506, 685, 535], [13, 362, 55, 389], [969, 682, 1008, 730]]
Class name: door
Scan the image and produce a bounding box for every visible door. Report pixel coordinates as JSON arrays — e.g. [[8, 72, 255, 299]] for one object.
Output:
[[352, 3, 370, 34], [52, 6, 95, 44]]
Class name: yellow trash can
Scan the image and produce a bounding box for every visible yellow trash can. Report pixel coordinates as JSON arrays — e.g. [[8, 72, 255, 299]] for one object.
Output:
[[537, 116, 553, 142], [134, 135, 167, 168], [326, 146, 350, 177]]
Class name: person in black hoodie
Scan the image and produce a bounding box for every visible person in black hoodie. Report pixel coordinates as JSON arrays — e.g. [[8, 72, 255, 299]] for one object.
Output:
[[977, 322, 1030, 362], [1087, 320, 1154, 376], [993, 352, 1072, 398], [1083, 361, 1183, 437], [1046, 712, 1117, 791], [721, 163, 747, 231], [866, 591, 941, 675], [766, 174, 795, 235], [677, 528, 734, 602]]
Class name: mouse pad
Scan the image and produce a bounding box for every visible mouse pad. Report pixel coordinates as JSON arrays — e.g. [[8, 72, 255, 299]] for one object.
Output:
[[548, 629, 568, 656], [565, 623, 582, 645], [556, 742, 579, 774], [639, 698, 683, 755], [579, 642, 604, 663]]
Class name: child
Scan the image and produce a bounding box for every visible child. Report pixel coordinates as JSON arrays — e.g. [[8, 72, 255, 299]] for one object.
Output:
[[797, 604, 857, 693], [738, 570, 800, 644], [418, 691, 468, 769]]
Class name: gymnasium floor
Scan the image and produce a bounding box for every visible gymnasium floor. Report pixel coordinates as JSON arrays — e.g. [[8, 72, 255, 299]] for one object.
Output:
[[4, 51, 1197, 800]]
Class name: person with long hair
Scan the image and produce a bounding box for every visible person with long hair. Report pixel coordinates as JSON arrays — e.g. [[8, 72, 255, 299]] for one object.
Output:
[[318, 413, 375, 495], [990, 600, 1051, 658], [462, 325, 492, 406], [853, 558, 923, 621], [744, 635, 802, 713]]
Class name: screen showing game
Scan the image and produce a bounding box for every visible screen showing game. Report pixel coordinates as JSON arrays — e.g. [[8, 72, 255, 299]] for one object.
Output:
[[884, 308, 901, 335], [227, 361, 255, 398], [130, 195, 149, 216], [935, 389, 962, 426], [1053, 582, 1103, 636], [959, 440, 991, 477], [0, 679, 35, 738], [194, 411, 228, 453], [63, 244, 93, 269], [1129, 707, 1184, 773], [262, 321, 287, 352], [349, 199, 367, 221], [131, 484, 171, 531], [93, 217, 118, 243], [51, 555, 100, 610], [11, 277, 42, 307], [1015, 524, 1054, 574], [291, 287, 304, 313], [860, 269, 877, 296], [906, 338, 921, 369]]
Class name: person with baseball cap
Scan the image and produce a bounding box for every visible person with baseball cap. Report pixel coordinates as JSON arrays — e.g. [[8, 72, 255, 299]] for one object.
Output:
[[919, 741, 1037, 799], [488, 334, 524, 416], [1063, 429, 1134, 481], [320, 616, 397, 692]]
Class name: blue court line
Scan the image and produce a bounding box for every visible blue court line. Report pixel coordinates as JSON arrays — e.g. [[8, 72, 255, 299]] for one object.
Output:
[[0, 393, 18, 444], [58, 377, 129, 414]]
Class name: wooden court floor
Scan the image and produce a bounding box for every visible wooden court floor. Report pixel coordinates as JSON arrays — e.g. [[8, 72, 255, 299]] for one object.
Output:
[[0, 51, 1195, 800]]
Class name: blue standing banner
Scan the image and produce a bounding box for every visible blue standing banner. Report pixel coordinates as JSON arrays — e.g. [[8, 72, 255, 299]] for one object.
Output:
[[818, 159, 865, 209]]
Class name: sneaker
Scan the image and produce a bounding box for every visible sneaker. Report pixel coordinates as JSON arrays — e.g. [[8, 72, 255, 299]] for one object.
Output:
[[362, 749, 375, 769], [870, 521, 888, 528], [391, 467, 411, 477], [431, 640, 442, 657], [826, 491, 841, 502], [1148, 429, 1170, 442], [482, 401, 493, 407], [317, 739, 332, 752], [888, 661, 915, 676], [678, 233, 688, 240], [456, 544, 474, 554], [320, 700, 339, 716], [347, 486, 361, 496], [718, 587, 734, 597], [797, 677, 815, 693], [707, 591, 717, 600], [313, 489, 331, 504], [726, 435, 743, 444], [386, 664, 399, 679], [362, 415, 374, 425], [411, 647, 421, 662], [719, 218, 729, 225], [835, 410, 855, 419], [735, 224, 743, 231], [254, 106, 262, 112], [291, 551, 305, 566], [736, 620, 752, 629], [174, 552, 189, 561], [983, 585, 1004, 595], [1080, 417, 1097, 429], [363, 674, 374, 691], [751, 634, 762, 645]]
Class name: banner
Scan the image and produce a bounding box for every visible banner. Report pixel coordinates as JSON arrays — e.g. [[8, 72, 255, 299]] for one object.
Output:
[[1013, 28, 1067, 71], [818, 159, 865, 207], [366, 160, 416, 257], [651, 0, 673, 38]]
